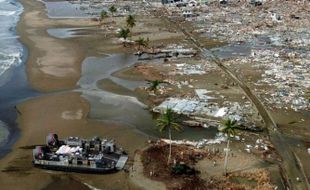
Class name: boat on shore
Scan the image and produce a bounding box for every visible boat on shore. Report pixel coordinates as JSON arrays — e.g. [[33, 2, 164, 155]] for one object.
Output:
[[32, 134, 128, 174]]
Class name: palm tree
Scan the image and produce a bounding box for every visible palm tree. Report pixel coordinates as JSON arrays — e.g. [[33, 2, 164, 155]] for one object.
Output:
[[306, 88, 310, 100], [135, 37, 148, 49], [109, 5, 117, 16], [147, 80, 164, 93], [219, 118, 238, 176], [126, 15, 136, 28], [100, 10, 108, 24], [117, 27, 130, 46], [157, 108, 182, 165]]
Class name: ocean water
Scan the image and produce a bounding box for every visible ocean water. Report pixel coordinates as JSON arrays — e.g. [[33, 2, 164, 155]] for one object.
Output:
[[0, 121, 9, 146], [0, 0, 23, 86], [0, 0, 23, 147]]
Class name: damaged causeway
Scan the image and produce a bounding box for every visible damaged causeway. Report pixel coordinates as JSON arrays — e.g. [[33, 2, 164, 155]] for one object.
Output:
[[151, 5, 310, 190]]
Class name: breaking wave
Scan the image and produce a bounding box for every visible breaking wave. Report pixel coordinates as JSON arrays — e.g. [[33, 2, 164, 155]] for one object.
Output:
[[0, 0, 24, 86], [0, 10, 16, 16], [0, 52, 22, 76]]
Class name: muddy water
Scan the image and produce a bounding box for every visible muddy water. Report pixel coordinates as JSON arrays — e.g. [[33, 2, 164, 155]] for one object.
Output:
[[77, 54, 219, 140], [43, 0, 105, 19], [47, 28, 89, 39]]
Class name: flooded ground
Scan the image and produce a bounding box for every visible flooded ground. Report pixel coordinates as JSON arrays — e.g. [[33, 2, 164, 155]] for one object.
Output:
[[43, 0, 105, 18], [76, 54, 219, 140], [47, 27, 89, 39]]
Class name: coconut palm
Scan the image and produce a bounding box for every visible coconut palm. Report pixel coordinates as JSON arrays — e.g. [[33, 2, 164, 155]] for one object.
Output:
[[306, 88, 310, 100], [157, 108, 182, 165], [146, 80, 164, 93], [135, 37, 148, 49], [126, 15, 136, 28], [100, 10, 108, 23], [109, 5, 117, 16], [118, 27, 130, 46], [219, 118, 238, 176]]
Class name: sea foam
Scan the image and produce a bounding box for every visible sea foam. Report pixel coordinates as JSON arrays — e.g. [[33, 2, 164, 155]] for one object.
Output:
[[0, 0, 24, 86], [0, 10, 16, 16]]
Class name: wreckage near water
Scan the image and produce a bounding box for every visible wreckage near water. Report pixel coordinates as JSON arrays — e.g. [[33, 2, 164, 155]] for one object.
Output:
[[32, 134, 128, 174]]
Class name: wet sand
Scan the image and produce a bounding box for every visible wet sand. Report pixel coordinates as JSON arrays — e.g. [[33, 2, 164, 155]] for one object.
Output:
[[0, 92, 148, 189], [17, 0, 88, 92]]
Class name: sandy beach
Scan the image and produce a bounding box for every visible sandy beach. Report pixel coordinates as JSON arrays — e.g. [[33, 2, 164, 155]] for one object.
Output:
[[0, 91, 150, 189], [17, 0, 91, 92]]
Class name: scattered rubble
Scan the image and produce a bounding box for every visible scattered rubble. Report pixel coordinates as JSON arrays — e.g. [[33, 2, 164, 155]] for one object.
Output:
[[172, 1, 310, 48], [67, 0, 151, 17], [160, 133, 226, 148], [136, 44, 197, 60], [224, 48, 310, 111], [174, 63, 206, 75], [162, 0, 310, 113], [153, 94, 262, 129]]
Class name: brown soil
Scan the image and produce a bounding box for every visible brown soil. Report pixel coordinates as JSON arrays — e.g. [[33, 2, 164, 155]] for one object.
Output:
[[141, 143, 276, 190], [141, 143, 217, 190]]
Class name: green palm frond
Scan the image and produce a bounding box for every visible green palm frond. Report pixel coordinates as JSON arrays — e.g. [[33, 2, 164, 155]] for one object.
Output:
[[158, 124, 167, 132], [220, 118, 238, 138], [117, 27, 130, 40], [146, 80, 165, 92], [109, 5, 117, 15], [135, 37, 148, 48], [306, 88, 310, 100], [126, 15, 136, 28], [100, 10, 108, 21], [171, 122, 182, 132], [156, 108, 182, 133]]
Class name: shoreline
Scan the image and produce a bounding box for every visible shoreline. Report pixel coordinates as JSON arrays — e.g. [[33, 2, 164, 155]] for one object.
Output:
[[16, 0, 86, 92], [0, 0, 39, 159]]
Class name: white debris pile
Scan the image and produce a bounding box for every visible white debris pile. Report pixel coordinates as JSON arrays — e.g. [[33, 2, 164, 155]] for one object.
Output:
[[222, 101, 260, 123], [161, 44, 197, 57], [153, 98, 203, 115], [86, 0, 310, 49], [195, 89, 215, 101], [69, 0, 151, 18], [161, 133, 226, 148], [224, 48, 310, 111], [153, 93, 261, 126], [245, 138, 272, 153], [178, 0, 310, 48], [168, 59, 218, 76], [175, 63, 206, 75], [56, 145, 83, 155]]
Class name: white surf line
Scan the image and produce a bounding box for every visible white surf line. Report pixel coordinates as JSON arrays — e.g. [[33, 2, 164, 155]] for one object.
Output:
[[75, 88, 148, 109]]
